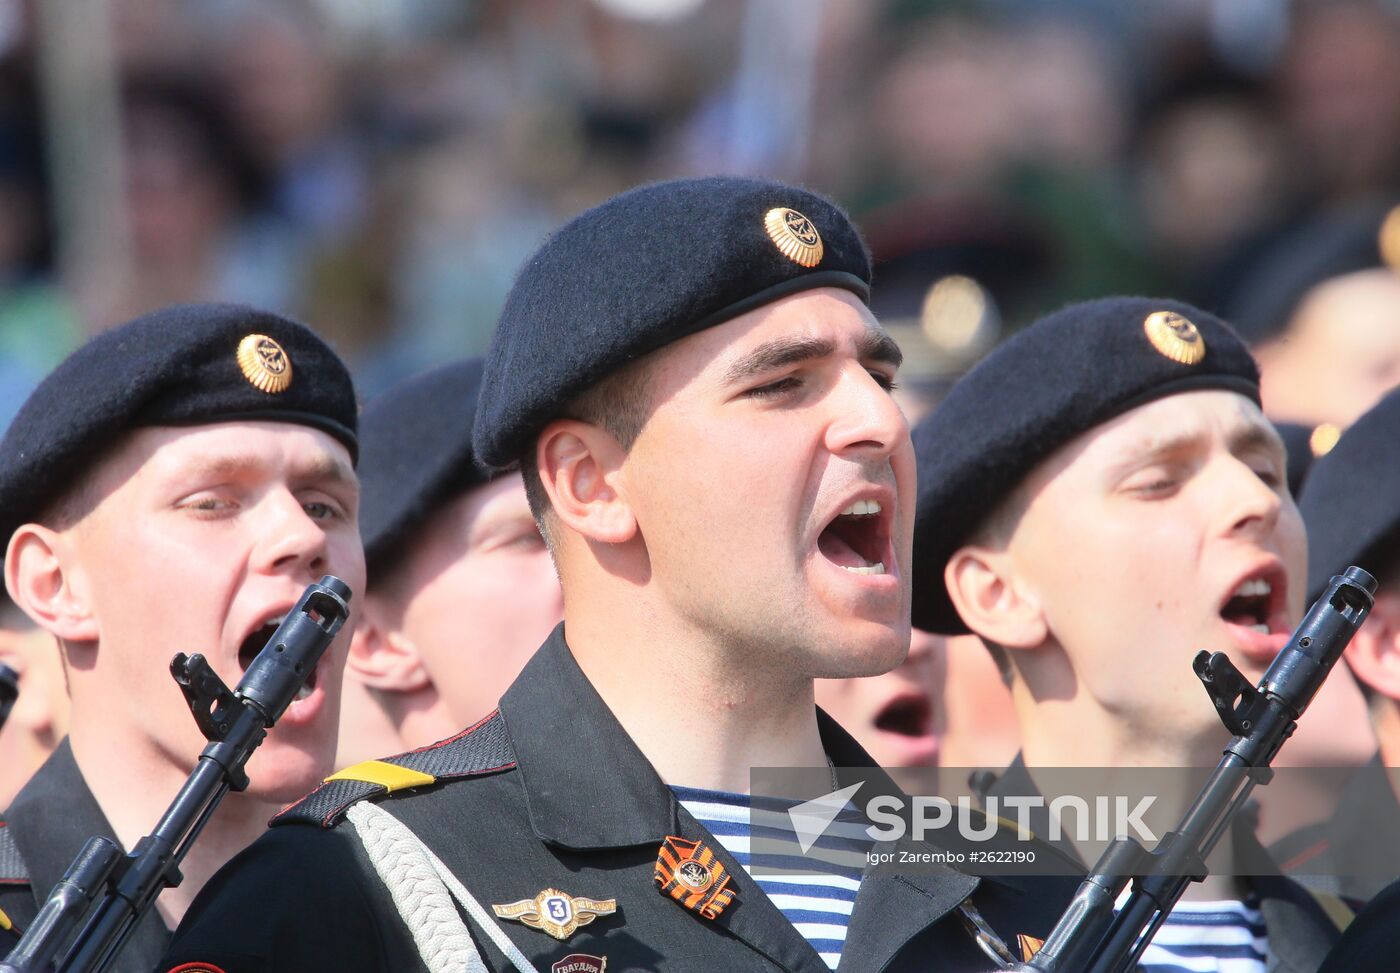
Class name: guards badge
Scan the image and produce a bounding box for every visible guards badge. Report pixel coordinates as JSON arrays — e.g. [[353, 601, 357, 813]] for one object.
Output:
[[492, 888, 617, 941]]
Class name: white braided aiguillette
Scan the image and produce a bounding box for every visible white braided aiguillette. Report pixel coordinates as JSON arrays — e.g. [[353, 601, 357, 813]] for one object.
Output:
[[347, 801, 542, 973]]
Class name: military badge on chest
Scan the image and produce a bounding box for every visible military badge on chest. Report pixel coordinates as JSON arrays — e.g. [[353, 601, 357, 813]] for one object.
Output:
[[551, 954, 607, 973], [654, 835, 736, 919], [492, 888, 617, 941]]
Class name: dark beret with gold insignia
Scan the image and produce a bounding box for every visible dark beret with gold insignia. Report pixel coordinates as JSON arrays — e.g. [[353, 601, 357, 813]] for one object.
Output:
[[1228, 199, 1400, 345], [359, 358, 493, 575], [1273, 420, 1343, 498], [1299, 389, 1400, 599], [0, 302, 357, 549], [474, 176, 872, 469], [912, 296, 1259, 634]]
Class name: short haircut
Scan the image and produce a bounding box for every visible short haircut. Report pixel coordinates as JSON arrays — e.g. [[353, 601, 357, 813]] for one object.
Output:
[[518, 359, 654, 551]]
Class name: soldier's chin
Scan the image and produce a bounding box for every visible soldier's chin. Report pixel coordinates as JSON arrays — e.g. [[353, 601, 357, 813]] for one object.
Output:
[[244, 744, 335, 804], [813, 619, 909, 678]]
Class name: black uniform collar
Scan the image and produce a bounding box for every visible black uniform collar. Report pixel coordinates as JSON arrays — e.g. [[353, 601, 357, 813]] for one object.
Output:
[[500, 626, 674, 847], [988, 751, 1339, 969], [988, 752, 1279, 870], [7, 739, 120, 900], [5, 738, 173, 968], [1323, 752, 1400, 845], [500, 624, 896, 850]]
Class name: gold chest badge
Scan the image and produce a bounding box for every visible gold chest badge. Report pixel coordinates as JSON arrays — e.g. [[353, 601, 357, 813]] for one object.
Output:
[[1142, 310, 1205, 365], [1380, 204, 1400, 271], [764, 207, 824, 267], [236, 334, 293, 393], [492, 888, 617, 941]]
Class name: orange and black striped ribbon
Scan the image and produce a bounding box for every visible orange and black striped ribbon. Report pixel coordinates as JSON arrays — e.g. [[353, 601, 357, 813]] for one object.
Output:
[[654, 835, 735, 920]]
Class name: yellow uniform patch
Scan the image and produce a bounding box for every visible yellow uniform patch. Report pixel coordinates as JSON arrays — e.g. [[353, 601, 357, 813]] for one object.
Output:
[[324, 759, 436, 793]]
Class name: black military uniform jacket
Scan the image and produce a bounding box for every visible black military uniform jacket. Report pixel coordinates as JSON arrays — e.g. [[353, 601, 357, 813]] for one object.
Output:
[[162, 628, 1080, 972], [984, 756, 1345, 973], [1268, 754, 1400, 905], [0, 739, 172, 970]]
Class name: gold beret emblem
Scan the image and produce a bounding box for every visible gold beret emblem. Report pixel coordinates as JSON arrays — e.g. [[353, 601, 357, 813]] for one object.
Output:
[[1309, 422, 1342, 458], [1380, 205, 1400, 272], [236, 334, 293, 394], [764, 207, 824, 268], [1142, 310, 1206, 366]]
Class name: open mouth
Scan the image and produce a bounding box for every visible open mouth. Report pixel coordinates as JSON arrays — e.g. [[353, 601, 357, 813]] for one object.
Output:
[[817, 498, 892, 576], [237, 613, 317, 701], [874, 692, 932, 738], [1218, 572, 1285, 634]]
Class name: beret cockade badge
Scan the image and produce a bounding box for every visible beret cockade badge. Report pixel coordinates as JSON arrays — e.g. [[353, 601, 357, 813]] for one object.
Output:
[[1142, 310, 1206, 366], [1380, 205, 1400, 272], [764, 207, 824, 268], [236, 333, 293, 394], [1309, 422, 1342, 458]]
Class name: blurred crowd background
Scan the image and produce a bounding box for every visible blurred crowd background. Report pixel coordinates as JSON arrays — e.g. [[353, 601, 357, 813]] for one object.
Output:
[[4, 0, 1400, 435], [4, 0, 1400, 817]]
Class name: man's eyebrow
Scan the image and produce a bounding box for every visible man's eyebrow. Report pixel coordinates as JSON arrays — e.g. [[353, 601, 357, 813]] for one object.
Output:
[[176, 454, 266, 482], [293, 453, 359, 489], [1100, 429, 1200, 479], [857, 328, 904, 369], [176, 452, 357, 489], [723, 336, 835, 386], [1228, 421, 1285, 458], [1106, 421, 1283, 477], [721, 328, 904, 387]]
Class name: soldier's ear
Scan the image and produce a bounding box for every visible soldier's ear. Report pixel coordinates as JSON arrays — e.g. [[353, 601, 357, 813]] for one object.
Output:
[[944, 544, 1047, 651], [535, 418, 637, 545], [5, 524, 99, 644], [345, 595, 431, 693], [1344, 590, 1400, 700]]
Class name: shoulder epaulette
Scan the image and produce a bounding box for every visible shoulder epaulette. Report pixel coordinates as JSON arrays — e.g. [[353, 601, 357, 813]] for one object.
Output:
[[273, 710, 515, 829], [1304, 887, 1356, 932], [0, 819, 29, 885]]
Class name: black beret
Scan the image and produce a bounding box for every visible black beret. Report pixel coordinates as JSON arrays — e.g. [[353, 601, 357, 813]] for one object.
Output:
[[359, 358, 492, 574], [0, 303, 357, 548], [1272, 420, 1344, 499], [912, 296, 1260, 634], [1227, 199, 1399, 345], [474, 176, 872, 469], [1299, 389, 1400, 599]]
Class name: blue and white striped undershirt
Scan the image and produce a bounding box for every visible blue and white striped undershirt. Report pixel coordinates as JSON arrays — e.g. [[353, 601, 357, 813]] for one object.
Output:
[[673, 786, 871, 970], [677, 787, 1267, 972], [1132, 896, 1268, 973]]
